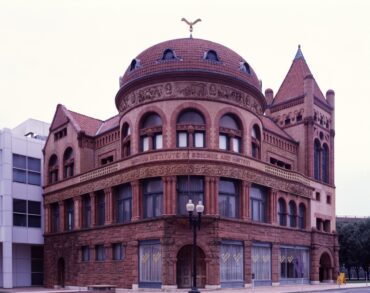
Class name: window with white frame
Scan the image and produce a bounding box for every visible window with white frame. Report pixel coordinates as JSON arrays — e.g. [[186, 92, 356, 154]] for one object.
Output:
[[13, 199, 41, 228], [12, 154, 41, 185]]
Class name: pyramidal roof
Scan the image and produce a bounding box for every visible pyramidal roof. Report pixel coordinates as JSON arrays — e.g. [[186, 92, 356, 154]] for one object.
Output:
[[272, 46, 327, 106]]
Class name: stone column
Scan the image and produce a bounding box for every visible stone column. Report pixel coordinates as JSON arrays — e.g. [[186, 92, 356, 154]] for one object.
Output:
[[59, 200, 65, 232], [44, 204, 51, 233], [73, 196, 82, 230], [204, 177, 211, 215], [162, 177, 174, 216], [131, 180, 140, 221], [244, 240, 252, 287], [270, 189, 278, 225], [213, 177, 219, 215], [90, 192, 96, 227], [271, 244, 280, 285], [310, 243, 320, 284], [161, 238, 177, 289], [104, 187, 113, 225]]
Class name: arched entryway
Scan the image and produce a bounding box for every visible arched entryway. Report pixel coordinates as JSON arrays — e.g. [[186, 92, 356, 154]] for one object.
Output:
[[177, 245, 206, 288], [57, 257, 65, 287], [319, 252, 333, 282]]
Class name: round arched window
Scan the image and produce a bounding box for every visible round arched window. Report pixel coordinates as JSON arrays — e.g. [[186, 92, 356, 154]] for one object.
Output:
[[140, 113, 163, 152], [176, 109, 206, 148], [219, 114, 242, 153]]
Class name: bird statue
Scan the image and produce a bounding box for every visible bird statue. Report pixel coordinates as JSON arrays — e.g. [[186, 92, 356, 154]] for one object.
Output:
[[181, 18, 202, 38]]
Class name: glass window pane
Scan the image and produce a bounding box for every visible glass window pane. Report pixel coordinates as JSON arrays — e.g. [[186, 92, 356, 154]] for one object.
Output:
[[13, 169, 26, 183], [13, 154, 26, 169], [219, 135, 227, 150], [252, 245, 271, 281], [194, 132, 204, 147], [28, 201, 41, 215], [232, 137, 240, 153], [28, 157, 41, 172], [142, 136, 149, 151], [142, 114, 162, 128], [13, 214, 27, 226], [220, 115, 240, 130], [28, 172, 41, 185], [177, 110, 205, 124], [28, 215, 41, 227], [13, 199, 27, 213], [178, 132, 188, 147], [155, 134, 163, 149], [220, 242, 244, 284], [145, 195, 153, 218]]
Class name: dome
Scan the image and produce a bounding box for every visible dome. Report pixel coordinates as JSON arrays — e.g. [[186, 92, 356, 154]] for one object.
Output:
[[116, 38, 265, 113]]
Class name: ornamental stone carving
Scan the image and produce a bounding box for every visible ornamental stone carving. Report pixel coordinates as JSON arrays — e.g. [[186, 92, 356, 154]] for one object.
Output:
[[117, 81, 263, 115]]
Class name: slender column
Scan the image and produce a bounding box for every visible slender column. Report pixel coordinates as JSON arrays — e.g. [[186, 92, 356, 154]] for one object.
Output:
[[244, 240, 252, 286], [104, 187, 113, 225], [131, 180, 140, 221], [59, 201, 65, 232], [270, 189, 278, 225], [213, 177, 219, 215], [271, 244, 280, 285], [229, 134, 234, 152], [170, 176, 177, 215], [90, 192, 96, 227], [245, 182, 251, 220], [73, 196, 82, 230], [148, 133, 153, 150], [162, 177, 170, 215], [240, 181, 248, 220], [204, 177, 211, 215], [44, 204, 51, 233]]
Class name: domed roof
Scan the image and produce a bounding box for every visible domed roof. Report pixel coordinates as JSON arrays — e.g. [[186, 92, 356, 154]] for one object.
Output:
[[119, 38, 261, 91]]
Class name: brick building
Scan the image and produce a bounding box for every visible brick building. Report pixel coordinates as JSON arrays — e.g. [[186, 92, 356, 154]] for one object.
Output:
[[43, 38, 338, 289]]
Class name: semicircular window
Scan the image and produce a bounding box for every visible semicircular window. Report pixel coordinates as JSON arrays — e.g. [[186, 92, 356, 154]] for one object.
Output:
[[176, 109, 206, 148], [162, 49, 176, 60], [204, 50, 219, 61], [240, 61, 251, 74]]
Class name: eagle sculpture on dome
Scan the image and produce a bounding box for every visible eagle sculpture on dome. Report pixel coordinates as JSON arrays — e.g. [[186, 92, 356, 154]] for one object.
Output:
[[181, 18, 201, 38]]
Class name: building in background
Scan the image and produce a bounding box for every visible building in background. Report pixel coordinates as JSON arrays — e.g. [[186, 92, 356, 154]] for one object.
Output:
[[43, 38, 338, 289], [0, 119, 49, 288]]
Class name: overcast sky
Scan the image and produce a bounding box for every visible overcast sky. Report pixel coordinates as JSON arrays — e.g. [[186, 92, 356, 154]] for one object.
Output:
[[1, 0, 369, 217]]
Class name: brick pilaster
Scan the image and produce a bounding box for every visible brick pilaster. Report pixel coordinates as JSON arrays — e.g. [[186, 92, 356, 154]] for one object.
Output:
[[131, 180, 140, 221], [73, 195, 82, 230], [59, 200, 65, 232], [104, 187, 113, 225], [90, 192, 96, 227]]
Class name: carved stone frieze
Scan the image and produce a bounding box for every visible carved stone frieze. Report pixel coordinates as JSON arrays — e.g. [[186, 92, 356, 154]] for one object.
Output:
[[117, 81, 263, 115]]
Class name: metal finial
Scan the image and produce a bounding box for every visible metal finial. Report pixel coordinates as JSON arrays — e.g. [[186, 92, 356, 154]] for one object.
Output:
[[181, 18, 202, 38]]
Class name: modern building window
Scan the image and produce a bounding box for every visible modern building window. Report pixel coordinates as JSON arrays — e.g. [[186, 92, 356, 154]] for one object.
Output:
[[298, 203, 306, 229], [252, 243, 272, 286], [250, 185, 267, 223], [48, 154, 58, 184], [97, 191, 105, 226], [219, 179, 239, 218], [278, 198, 287, 226], [140, 113, 163, 152], [288, 201, 297, 228], [63, 147, 74, 178], [51, 203, 59, 232], [314, 139, 321, 180], [219, 114, 242, 153], [139, 240, 162, 288], [112, 243, 124, 260], [220, 241, 244, 288], [12, 154, 41, 185], [280, 246, 310, 283], [204, 50, 219, 61], [251, 125, 261, 159], [116, 184, 132, 223], [122, 123, 131, 158], [13, 199, 41, 228], [82, 246, 90, 262], [95, 245, 105, 261], [82, 195, 91, 228], [176, 109, 205, 148], [143, 178, 163, 218], [322, 144, 329, 183], [177, 176, 204, 215], [65, 198, 74, 231]]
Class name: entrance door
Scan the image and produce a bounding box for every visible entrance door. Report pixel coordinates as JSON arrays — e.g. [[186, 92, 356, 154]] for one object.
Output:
[[319, 252, 332, 282], [177, 245, 206, 288], [57, 258, 65, 287]]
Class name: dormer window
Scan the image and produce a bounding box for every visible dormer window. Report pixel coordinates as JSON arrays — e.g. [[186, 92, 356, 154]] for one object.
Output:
[[162, 49, 176, 60], [130, 59, 140, 71], [204, 50, 219, 61], [240, 61, 251, 74]]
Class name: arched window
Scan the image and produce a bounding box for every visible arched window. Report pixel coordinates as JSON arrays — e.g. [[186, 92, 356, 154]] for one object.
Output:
[[288, 201, 297, 228], [65, 198, 74, 231], [130, 59, 140, 71], [314, 139, 321, 180], [63, 148, 74, 179], [322, 144, 329, 183], [140, 113, 163, 152], [121, 123, 131, 158], [219, 179, 239, 218], [251, 124, 261, 159], [240, 61, 251, 74], [219, 114, 242, 153], [176, 109, 205, 148], [162, 49, 176, 60], [204, 50, 219, 61], [298, 203, 306, 229], [278, 198, 286, 226], [48, 154, 58, 184]]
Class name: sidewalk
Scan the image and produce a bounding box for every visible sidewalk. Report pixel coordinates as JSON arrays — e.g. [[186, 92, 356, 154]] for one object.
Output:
[[0, 283, 368, 293]]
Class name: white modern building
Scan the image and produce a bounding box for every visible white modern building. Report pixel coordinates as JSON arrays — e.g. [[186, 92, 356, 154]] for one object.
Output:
[[0, 119, 49, 288]]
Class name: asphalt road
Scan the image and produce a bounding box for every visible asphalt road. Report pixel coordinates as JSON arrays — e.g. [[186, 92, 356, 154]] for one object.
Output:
[[306, 288, 370, 293]]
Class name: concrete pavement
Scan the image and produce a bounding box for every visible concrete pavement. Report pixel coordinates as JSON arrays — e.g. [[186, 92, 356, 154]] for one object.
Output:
[[0, 283, 369, 293]]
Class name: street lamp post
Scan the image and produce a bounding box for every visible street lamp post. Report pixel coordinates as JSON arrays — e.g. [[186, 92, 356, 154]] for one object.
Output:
[[186, 199, 204, 293]]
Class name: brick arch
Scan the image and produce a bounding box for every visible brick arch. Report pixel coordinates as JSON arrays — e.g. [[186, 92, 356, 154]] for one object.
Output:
[[47, 153, 59, 184], [317, 248, 335, 281], [134, 105, 168, 150], [169, 102, 212, 148]]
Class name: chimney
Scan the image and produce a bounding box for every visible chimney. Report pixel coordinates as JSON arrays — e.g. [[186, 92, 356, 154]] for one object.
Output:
[[326, 89, 335, 130]]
